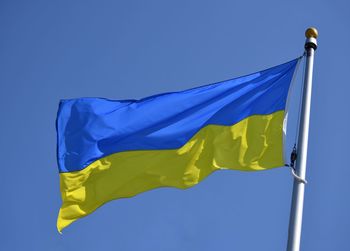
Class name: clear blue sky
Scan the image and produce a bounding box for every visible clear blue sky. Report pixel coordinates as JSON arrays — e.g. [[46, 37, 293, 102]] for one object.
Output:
[[1, 0, 349, 250]]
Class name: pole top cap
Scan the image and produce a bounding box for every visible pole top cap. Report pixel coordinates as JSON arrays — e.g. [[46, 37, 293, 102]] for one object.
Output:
[[305, 27, 318, 39]]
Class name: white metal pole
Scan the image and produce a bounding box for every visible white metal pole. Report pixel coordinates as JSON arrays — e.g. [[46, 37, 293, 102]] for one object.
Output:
[[286, 28, 318, 251]]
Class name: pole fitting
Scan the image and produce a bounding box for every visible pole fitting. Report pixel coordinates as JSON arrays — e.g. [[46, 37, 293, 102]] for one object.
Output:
[[305, 27, 318, 50]]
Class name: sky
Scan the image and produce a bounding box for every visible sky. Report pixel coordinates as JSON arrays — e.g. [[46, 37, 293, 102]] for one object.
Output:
[[1, 0, 349, 250]]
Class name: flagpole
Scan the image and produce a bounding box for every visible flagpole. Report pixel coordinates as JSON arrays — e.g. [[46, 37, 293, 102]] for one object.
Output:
[[286, 27, 318, 251]]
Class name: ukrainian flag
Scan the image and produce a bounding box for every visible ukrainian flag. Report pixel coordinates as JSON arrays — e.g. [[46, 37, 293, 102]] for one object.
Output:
[[56, 58, 299, 232]]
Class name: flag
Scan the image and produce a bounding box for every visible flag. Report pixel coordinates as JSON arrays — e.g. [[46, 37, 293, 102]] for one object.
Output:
[[56, 58, 299, 232]]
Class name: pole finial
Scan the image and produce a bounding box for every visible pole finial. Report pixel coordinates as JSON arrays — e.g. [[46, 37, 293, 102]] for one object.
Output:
[[305, 27, 318, 39], [304, 27, 318, 50]]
